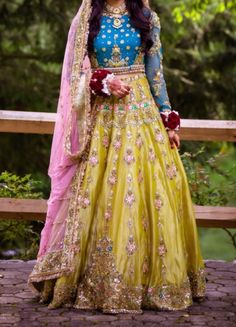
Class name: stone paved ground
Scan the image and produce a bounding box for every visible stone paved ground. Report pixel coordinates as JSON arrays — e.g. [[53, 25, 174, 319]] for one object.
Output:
[[0, 260, 235, 327]]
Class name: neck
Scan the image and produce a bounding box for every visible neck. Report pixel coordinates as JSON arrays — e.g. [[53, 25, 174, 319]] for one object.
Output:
[[105, 0, 125, 7]]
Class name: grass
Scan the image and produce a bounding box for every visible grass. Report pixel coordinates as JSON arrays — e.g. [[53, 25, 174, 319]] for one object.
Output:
[[198, 227, 236, 261], [197, 143, 236, 261]]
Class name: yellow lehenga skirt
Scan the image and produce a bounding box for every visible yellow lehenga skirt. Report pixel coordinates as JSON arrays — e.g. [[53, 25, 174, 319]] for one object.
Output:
[[35, 71, 206, 313]]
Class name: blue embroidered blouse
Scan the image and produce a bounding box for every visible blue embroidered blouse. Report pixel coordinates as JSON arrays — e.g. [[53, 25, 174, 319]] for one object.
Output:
[[90, 10, 172, 112]]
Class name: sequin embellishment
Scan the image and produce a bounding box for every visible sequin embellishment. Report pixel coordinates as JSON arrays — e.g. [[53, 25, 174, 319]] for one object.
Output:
[[126, 235, 137, 255], [166, 162, 178, 179], [124, 147, 135, 165], [124, 189, 135, 207]]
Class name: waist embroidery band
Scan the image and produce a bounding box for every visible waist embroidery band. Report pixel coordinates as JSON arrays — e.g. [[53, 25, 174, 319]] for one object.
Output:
[[91, 64, 145, 75]]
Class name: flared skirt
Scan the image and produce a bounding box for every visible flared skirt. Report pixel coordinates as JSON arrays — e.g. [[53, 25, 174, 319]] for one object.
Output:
[[28, 72, 206, 313]]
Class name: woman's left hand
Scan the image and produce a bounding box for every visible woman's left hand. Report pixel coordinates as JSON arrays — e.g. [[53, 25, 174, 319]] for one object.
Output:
[[167, 130, 180, 149]]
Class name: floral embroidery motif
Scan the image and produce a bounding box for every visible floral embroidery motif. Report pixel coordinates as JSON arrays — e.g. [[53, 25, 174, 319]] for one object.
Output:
[[158, 241, 167, 257], [96, 236, 113, 252], [113, 134, 122, 151], [154, 127, 165, 143], [89, 149, 99, 167], [137, 82, 146, 100], [102, 134, 110, 148], [124, 147, 135, 165], [80, 190, 90, 209], [135, 132, 143, 149], [129, 87, 135, 102], [148, 147, 156, 162], [154, 192, 163, 210], [126, 235, 137, 255], [166, 162, 178, 179], [108, 167, 117, 185], [104, 209, 112, 221], [107, 44, 127, 67], [124, 189, 135, 207]]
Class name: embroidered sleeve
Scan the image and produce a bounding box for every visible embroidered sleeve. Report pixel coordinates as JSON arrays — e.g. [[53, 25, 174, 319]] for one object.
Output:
[[144, 11, 172, 113]]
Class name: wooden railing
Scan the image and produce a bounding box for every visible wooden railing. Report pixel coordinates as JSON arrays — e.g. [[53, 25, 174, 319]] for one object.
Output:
[[1, 110, 236, 141], [0, 110, 236, 228]]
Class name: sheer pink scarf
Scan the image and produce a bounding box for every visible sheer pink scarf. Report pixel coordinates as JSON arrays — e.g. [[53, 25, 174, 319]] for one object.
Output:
[[37, 0, 93, 258]]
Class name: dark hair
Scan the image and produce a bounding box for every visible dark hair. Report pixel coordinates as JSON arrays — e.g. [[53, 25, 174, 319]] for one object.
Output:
[[87, 0, 153, 54]]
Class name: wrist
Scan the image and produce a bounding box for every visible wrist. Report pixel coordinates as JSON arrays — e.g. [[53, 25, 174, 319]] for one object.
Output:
[[160, 110, 180, 131], [89, 69, 114, 97], [101, 73, 115, 96]]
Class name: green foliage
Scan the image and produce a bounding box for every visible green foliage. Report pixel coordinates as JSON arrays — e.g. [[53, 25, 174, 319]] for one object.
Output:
[[0, 171, 43, 198], [0, 219, 42, 260], [198, 227, 236, 261], [180, 146, 236, 206], [181, 145, 236, 260], [152, 0, 236, 120], [0, 171, 43, 259]]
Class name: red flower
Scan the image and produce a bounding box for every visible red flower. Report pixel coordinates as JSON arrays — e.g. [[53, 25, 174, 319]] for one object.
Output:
[[168, 111, 180, 130], [89, 69, 113, 97], [160, 110, 180, 131]]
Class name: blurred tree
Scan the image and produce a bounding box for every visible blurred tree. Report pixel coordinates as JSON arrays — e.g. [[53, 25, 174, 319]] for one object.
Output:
[[152, 0, 236, 120]]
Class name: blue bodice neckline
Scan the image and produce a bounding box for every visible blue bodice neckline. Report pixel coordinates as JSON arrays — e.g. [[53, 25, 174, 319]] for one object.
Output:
[[91, 13, 144, 68]]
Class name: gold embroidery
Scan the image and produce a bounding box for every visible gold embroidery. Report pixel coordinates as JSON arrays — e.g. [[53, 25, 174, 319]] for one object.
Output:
[[80, 190, 90, 209], [113, 133, 122, 151], [158, 241, 167, 257], [126, 235, 137, 255], [74, 236, 143, 313], [188, 268, 206, 297], [107, 167, 117, 185], [64, 0, 93, 161], [102, 134, 110, 148], [73, 236, 206, 312], [152, 69, 162, 96], [89, 149, 99, 166], [28, 108, 98, 287], [148, 147, 156, 162], [135, 132, 144, 149], [123, 147, 135, 165], [154, 192, 163, 210], [166, 162, 178, 179], [154, 127, 165, 143], [147, 11, 162, 57], [107, 44, 127, 67], [124, 189, 135, 207]]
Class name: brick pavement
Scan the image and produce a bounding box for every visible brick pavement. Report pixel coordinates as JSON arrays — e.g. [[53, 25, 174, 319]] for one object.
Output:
[[0, 260, 235, 326]]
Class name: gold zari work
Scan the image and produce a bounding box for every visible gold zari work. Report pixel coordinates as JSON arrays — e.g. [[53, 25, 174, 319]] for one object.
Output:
[[29, 71, 206, 313]]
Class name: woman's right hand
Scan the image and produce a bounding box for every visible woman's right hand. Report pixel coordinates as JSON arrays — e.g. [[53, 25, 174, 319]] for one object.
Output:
[[107, 77, 131, 98]]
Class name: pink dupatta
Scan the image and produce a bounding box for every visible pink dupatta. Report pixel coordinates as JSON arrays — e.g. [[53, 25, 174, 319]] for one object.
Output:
[[37, 0, 93, 258], [28, 0, 150, 288]]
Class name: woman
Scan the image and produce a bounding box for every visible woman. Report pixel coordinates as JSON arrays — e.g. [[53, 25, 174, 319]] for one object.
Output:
[[28, 0, 206, 314]]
